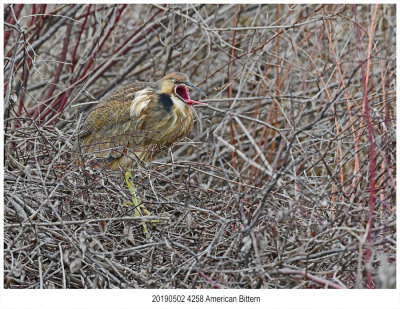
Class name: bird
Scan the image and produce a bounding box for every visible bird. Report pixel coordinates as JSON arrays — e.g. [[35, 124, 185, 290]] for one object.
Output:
[[76, 72, 206, 236], [78, 72, 206, 169]]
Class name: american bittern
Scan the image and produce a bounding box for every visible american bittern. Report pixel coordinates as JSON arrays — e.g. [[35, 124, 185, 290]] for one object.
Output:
[[77, 72, 206, 236]]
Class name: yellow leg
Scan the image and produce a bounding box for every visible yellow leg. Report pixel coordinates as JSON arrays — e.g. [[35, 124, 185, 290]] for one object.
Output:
[[124, 171, 159, 238]]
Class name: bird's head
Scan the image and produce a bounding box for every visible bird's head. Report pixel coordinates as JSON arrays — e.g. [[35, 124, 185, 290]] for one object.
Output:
[[159, 72, 207, 106]]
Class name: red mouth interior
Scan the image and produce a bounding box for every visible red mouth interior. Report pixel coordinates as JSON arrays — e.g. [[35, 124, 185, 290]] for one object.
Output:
[[175, 85, 207, 106], [175, 85, 190, 102]]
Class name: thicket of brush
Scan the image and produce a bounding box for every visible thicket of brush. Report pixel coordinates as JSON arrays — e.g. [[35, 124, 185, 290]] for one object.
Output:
[[4, 4, 396, 289]]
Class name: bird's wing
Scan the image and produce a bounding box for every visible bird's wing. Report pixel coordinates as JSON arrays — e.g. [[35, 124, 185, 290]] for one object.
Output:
[[79, 82, 153, 165], [80, 82, 151, 137]]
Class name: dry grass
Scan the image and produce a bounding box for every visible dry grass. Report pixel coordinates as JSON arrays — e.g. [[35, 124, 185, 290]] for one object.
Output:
[[4, 4, 396, 289]]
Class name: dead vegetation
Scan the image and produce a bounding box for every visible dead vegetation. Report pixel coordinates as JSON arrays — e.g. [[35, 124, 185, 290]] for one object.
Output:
[[4, 4, 396, 289]]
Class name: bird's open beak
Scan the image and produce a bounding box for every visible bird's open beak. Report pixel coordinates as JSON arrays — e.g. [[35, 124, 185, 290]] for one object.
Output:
[[181, 81, 207, 106], [183, 81, 206, 96]]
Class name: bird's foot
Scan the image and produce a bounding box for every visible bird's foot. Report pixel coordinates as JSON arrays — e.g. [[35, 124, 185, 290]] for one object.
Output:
[[124, 171, 159, 238]]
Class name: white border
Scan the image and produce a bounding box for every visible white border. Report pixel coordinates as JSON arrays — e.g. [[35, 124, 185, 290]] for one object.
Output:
[[1, 1, 399, 309], [1, 289, 400, 309]]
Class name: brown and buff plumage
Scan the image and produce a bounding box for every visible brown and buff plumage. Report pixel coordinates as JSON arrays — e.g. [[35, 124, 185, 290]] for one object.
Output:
[[77, 72, 205, 170]]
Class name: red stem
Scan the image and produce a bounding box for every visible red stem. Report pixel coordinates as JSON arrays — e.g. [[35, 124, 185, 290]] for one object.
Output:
[[33, 22, 72, 120], [4, 4, 24, 48], [93, 16, 162, 81], [75, 5, 105, 20], [78, 5, 127, 81], [35, 5, 47, 40], [198, 271, 223, 289], [227, 5, 240, 172], [71, 4, 91, 74], [279, 268, 345, 289], [352, 4, 377, 289], [29, 4, 37, 27], [16, 5, 47, 124], [37, 5, 164, 125], [69, 6, 163, 99]]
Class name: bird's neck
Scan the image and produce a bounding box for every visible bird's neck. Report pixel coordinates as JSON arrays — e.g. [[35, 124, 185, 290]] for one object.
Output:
[[169, 93, 191, 114]]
